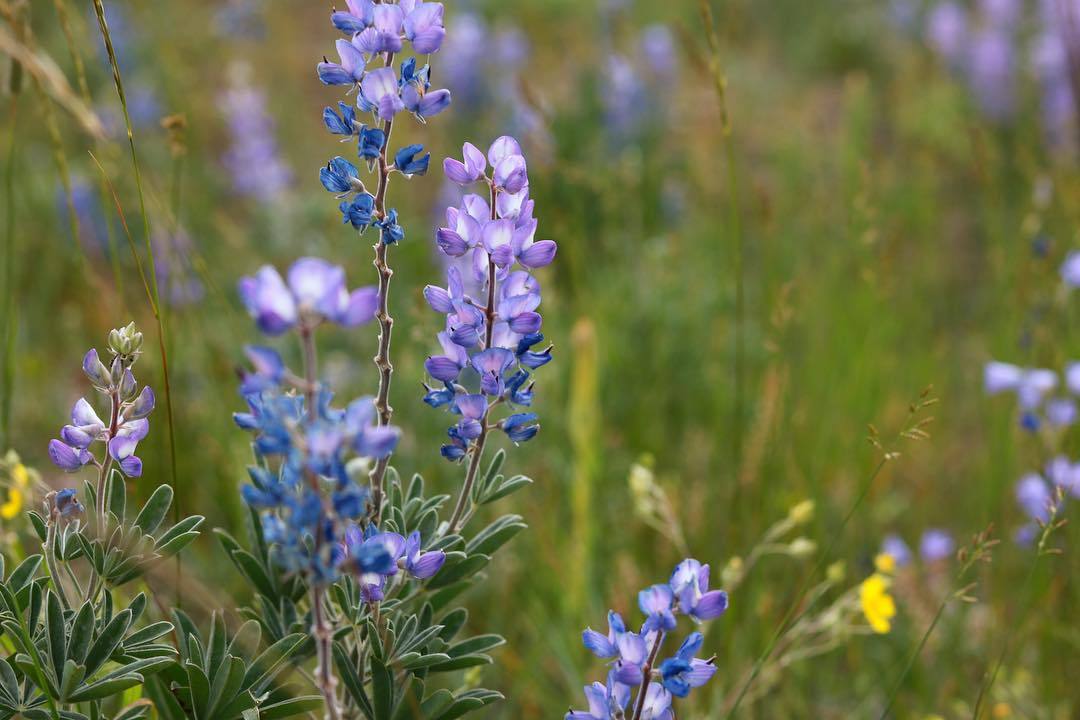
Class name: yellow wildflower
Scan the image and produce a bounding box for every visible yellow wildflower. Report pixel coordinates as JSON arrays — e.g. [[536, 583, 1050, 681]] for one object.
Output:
[[0, 488, 22, 519], [860, 573, 896, 634], [11, 462, 29, 488], [874, 552, 896, 574]]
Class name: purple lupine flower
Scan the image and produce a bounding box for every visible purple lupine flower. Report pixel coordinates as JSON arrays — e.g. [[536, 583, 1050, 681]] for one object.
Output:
[[881, 534, 912, 566], [1046, 397, 1077, 426], [317, 38, 367, 86], [582, 611, 648, 685], [1046, 454, 1080, 497], [984, 360, 1022, 394], [637, 684, 674, 720], [639, 584, 677, 632], [919, 529, 955, 562], [237, 258, 378, 335], [1016, 473, 1054, 523], [402, 1, 445, 54], [669, 559, 729, 621], [424, 138, 556, 460], [658, 632, 717, 698], [402, 530, 446, 578]]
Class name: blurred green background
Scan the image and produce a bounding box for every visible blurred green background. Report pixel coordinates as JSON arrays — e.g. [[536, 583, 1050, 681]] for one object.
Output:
[[3, 0, 1080, 716]]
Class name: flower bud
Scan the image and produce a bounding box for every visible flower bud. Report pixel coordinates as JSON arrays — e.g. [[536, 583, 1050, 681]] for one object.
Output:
[[82, 349, 112, 390], [52, 488, 84, 518], [109, 321, 144, 358], [787, 499, 815, 526], [119, 369, 138, 401], [110, 354, 126, 387], [788, 537, 817, 558]]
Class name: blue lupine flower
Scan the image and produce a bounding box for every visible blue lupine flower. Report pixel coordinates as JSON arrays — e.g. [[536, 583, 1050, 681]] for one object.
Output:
[[403, 530, 446, 578], [53, 488, 84, 518], [321, 156, 364, 195], [502, 412, 538, 443], [669, 559, 729, 621], [394, 144, 430, 177], [340, 193, 376, 230], [324, 101, 357, 136], [377, 208, 405, 244], [354, 3, 404, 54], [658, 632, 717, 698], [582, 611, 648, 686], [359, 67, 405, 120], [359, 126, 386, 162], [220, 68, 292, 200], [403, 85, 452, 122], [919, 529, 955, 562]]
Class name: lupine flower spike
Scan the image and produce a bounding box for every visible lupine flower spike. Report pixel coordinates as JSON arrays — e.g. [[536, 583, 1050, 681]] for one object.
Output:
[[570, 559, 726, 720]]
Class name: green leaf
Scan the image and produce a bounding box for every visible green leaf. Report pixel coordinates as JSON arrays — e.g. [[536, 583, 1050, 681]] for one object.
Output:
[[480, 475, 532, 504], [27, 512, 47, 543], [258, 696, 324, 720], [68, 602, 95, 665], [400, 653, 451, 670], [155, 515, 205, 547], [68, 673, 144, 702], [124, 621, 173, 646], [0, 658, 18, 703], [185, 660, 211, 718], [420, 689, 454, 718], [428, 654, 492, 673], [243, 633, 307, 694], [133, 485, 173, 534], [465, 516, 526, 556], [333, 642, 374, 719], [447, 635, 505, 658], [8, 554, 42, 592], [434, 689, 504, 720], [438, 609, 468, 642], [155, 531, 200, 558], [84, 609, 132, 676], [45, 590, 66, 680], [206, 612, 227, 676], [426, 554, 489, 590], [371, 655, 394, 720], [207, 655, 245, 718], [59, 658, 85, 702]]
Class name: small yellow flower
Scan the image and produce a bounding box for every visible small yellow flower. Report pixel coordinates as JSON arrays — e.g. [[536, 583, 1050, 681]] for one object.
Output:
[[992, 702, 1012, 718], [0, 488, 22, 519], [874, 552, 896, 574], [860, 573, 896, 634]]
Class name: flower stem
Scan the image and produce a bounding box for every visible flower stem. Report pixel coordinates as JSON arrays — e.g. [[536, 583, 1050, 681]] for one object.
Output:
[[42, 519, 70, 610], [630, 630, 665, 720], [300, 326, 340, 720], [368, 51, 397, 525], [96, 390, 120, 533]]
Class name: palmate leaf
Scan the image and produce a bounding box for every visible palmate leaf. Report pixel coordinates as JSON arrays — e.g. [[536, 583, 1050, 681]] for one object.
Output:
[[76, 484, 204, 588]]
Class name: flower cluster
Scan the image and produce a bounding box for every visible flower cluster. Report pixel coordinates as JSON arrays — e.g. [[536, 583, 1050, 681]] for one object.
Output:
[[983, 360, 1074, 432], [234, 257, 404, 582], [47, 323, 155, 478], [570, 559, 727, 720], [424, 137, 556, 461], [317, 0, 450, 239]]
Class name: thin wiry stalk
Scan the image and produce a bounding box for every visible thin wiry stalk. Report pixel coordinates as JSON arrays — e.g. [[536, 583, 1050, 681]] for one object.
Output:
[[698, 0, 746, 474], [630, 631, 665, 720], [1, 89, 18, 448], [368, 49, 397, 525], [90, 0, 179, 500]]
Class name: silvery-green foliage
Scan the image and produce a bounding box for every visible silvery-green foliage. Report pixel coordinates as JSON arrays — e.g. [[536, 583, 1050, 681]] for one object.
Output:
[[221, 454, 531, 720]]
